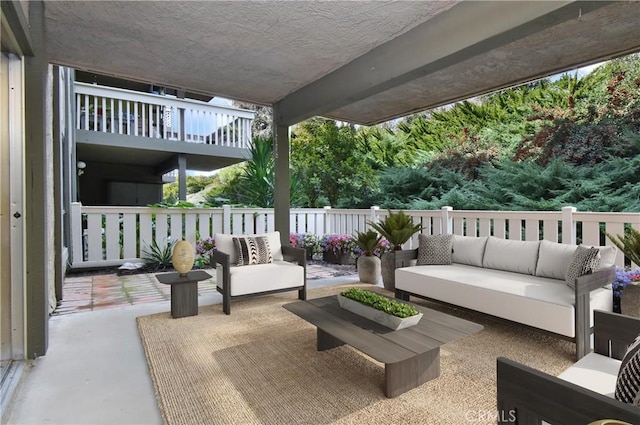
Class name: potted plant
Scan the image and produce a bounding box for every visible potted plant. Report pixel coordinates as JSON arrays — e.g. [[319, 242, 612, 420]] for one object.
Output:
[[320, 234, 355, 265], [299, 233, 321, 260], [353, 230, 383, 284], [606, 229, 640, 317], [368, 210, 422, 291], [338, 287, 422, 330]]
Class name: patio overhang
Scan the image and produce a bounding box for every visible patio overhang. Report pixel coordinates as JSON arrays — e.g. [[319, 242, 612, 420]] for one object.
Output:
[[43, 1, 640, 126]]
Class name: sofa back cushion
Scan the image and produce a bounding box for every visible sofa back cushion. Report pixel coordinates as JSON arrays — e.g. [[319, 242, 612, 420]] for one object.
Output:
[[535, 240, 578, 280], [589, 245, 617, 268], [215, 231, 283, 264], [482, 237, 540, 275], [452, 235, 487, 267]]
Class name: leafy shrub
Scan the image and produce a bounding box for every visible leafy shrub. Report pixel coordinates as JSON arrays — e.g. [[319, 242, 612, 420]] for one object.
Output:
[[340, 288, 419, 318], [142, 238, 176, 270]]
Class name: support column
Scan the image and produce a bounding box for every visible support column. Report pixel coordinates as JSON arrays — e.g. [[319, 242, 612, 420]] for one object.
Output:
[[178, 154, 187, 201], [24, 0, 49, 357], [273, 110, 290, 246]]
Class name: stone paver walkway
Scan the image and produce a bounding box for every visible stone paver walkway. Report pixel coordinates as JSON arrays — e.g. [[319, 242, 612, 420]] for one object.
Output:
[[55, 261, 356, 316]]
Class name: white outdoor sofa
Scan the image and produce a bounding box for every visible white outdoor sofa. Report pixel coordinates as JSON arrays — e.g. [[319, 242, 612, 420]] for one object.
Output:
[[212, 231, 306, 314], [394, 236, 616, 360], [497, 310, 640, 424]]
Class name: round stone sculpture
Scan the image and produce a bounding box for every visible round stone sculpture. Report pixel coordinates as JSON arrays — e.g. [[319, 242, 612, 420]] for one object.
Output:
[[172, 240, 195, 275]]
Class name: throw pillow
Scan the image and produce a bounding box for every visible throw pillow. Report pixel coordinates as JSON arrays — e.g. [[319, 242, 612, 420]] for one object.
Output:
[[232, 236, 273, 266], [615, 334, 640, 406], [565, 245, 600, 289], [417, 234, 454, 265]]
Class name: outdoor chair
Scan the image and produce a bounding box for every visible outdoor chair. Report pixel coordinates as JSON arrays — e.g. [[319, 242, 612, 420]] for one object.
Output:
[[496, 310, 640, 424], [212, 231, 306, 314]]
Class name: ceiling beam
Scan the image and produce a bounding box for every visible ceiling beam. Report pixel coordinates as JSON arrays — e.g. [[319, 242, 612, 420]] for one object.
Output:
[[274, 1, 611, 126]]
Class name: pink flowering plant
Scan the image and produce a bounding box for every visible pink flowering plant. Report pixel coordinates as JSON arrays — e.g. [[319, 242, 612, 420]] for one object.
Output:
[[320, 233, 356, 255], [195, 237, 216, 267]]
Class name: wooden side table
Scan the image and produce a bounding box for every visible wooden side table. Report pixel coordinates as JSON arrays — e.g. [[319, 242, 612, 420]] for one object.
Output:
[[156, 270, 212, 318]]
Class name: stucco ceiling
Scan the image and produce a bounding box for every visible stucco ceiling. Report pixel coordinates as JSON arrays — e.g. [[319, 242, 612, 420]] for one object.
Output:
[[44, 1, 640, 126]]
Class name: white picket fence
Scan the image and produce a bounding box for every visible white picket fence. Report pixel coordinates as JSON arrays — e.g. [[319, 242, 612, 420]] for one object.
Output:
[[69, 203, 640, 269]]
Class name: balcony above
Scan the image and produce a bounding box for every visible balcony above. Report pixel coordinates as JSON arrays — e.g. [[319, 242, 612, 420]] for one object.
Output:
[[74, 82, 254, 172]]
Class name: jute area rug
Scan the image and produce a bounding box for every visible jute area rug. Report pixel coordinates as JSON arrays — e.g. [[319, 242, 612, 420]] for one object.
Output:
[[137, 283, 575, 425]]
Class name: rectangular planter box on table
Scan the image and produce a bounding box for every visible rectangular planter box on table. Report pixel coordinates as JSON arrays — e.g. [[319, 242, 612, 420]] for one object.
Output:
[[337, 294, 423, 330]]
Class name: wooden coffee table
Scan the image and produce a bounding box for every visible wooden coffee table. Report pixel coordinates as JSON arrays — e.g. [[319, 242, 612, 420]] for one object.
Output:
[[284, 295, 483, 397]]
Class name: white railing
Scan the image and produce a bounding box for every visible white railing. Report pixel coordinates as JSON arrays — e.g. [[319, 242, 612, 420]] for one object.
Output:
[[69, 203, 640, 269], [74, 82, 254, 148]]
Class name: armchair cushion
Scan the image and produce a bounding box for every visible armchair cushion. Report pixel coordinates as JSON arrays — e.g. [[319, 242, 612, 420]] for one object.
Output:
[[215, 231, 283, 264], [232, 235, 272, 266], [558, 352, 621, 397], [215, 260, 304, 296]]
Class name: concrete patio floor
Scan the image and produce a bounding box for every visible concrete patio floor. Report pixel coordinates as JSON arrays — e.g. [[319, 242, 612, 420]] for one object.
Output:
[[3, 265, 359, 425]]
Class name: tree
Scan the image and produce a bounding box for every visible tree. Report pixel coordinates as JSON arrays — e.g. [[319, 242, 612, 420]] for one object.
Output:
[[291, 118, 377, 207], [214, 136, 303, 207]]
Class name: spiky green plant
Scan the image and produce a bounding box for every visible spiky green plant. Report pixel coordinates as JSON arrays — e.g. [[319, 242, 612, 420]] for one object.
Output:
[[368, 210, 422, 250], [353, 230, 382, 256], [606, 228, 640, 266], [142, 238, 176, 270]]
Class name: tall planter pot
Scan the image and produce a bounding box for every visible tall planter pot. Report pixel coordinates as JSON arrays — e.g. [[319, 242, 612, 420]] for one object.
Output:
[[357, 255, 381, 284], [380, 251, 396, 292]]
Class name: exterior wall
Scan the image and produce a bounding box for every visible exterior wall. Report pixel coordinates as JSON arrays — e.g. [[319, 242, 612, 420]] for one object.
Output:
[[79, 161, 163, 206]]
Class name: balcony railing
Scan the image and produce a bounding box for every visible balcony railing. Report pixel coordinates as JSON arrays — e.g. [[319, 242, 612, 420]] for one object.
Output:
[[69, 204, 640, 269], [74, 82, 254, 148]]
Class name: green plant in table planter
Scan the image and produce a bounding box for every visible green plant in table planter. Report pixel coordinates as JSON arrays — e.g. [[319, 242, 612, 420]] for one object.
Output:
[[340, 288, 419, 318]]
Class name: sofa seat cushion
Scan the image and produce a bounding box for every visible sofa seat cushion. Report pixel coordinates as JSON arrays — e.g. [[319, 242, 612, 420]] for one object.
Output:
[[216, 261, 304, 297], [558, 352, 620, 397], [395, 264, 612, 337]]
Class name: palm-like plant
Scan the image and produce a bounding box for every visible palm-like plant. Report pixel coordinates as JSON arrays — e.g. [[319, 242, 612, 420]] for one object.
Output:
[[606, 228, 640, 266], [142, 238, 176, 270], [368, 210, 422, 251], [353, 230, 382, 256]]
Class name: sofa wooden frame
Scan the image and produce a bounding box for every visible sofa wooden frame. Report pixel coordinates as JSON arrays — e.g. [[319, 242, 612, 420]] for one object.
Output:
[[496, 310, 640, 424], [393, 248, 615, 360], [212, 245, 307, 315]]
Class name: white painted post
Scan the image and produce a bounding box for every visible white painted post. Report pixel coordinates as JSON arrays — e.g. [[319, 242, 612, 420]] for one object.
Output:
[[562, 206, 577, 245], [441, 206, 453, 235], [323, 206, 332, 235], [369, 206, 380, 229], [70, 202, 83, 265], [223, 205, 231, 233]]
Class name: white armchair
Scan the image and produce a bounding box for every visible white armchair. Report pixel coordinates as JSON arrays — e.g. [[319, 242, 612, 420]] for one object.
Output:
[[212, 231, 306, 314]]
